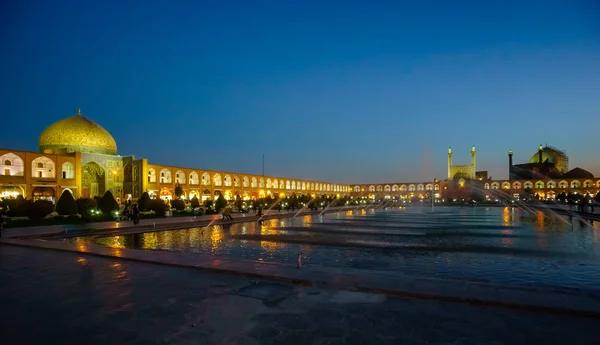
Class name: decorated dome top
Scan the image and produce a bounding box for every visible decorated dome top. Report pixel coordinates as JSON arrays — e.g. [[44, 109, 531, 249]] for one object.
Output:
[[39, 109, 117, 155], [528, 145, 565, 164]]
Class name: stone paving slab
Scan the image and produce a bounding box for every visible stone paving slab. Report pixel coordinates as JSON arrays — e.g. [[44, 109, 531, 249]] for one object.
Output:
[[2, 245, 599, 345], [2, 237, 600, 319]]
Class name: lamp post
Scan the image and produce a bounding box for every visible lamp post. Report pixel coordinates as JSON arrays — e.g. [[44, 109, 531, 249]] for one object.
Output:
[[112, 169, 121, 204]]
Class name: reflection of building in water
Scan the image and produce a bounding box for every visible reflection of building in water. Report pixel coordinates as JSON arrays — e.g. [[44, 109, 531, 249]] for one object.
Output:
[[0, 109, 351, 203]]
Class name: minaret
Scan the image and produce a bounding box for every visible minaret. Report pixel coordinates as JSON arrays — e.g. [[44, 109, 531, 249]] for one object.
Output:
[[447, 147, 452, 179], [471, 145, 476, 178], [508, 149, 513, 180], [538, 144, 543, 164], [77, 108, 81, 116]]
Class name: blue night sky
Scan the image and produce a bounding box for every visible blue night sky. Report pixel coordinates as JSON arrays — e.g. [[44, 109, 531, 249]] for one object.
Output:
[[1, 0, 598, 183]]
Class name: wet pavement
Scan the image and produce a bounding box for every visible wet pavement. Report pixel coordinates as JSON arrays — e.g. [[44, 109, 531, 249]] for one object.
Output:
[[1, 245, 598, 345]]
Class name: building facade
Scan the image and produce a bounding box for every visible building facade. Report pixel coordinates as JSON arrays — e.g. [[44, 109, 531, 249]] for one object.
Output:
[[0, 111, 351, 202]]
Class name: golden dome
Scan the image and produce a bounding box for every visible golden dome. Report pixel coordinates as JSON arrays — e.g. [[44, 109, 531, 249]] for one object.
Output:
[[39, 111, 117, 155]]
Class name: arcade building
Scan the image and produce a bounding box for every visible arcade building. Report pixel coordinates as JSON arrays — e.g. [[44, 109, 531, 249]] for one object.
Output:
[[350, 146, 599, 202], [0, 110, 351, 203]]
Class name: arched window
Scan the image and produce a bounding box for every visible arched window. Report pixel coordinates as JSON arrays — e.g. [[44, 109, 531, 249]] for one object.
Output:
[[354, 186, 361, 192], [384, 185, 391, 192], [571, 180, 581, 188], [213, 174, 222, 186], [260, 178, 265, 188], [175, 170, 185, 184], [285, 180, 290, 189], [583, 180, 593, 188], [512, 182, 521, 189], [31, 156, 55, 178], [408, 184, 416, 191], [233, 176, 240, 187], [61, 162, 75, 179], [159, 169, 172, 183], [392, 185, 398, 192], [484, 183, 490, 189], [400, 185, 407, 191], [243, 176, 249, 187], [547, 181, 556, 189], [148, 168, 156, 183], [1, 153, 25, 176], [524, 181, 533, 189], [559, 180, 568, 188], [224, 175, 232, 187], [368, 185, 375, 192], [417, 184, 424, 191], [189, 172, 199, 185], [202, 173, 211, 185], [266, 178, 272, 188], [376, 185, 383, 192], [491, 182, 499, 189], [251, 177, 258, 188], [502, 182, 510, 189], [535, 181, 544, 189], [301, 181, 306, 190]]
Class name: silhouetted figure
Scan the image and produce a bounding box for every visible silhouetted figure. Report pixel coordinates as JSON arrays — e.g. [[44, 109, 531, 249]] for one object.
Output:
[[132, 204, 140, 225]]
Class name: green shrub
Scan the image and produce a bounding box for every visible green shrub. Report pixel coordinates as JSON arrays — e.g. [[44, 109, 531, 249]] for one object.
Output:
[[55, 190, 78, 215], [27, 199, 54, 221], [171, 199, 185, 211], [190, 195, 200, 209], [76, 198, 97, 216], [148, 199, 168, 217], [4, 195, 30, 217], [99, 191, 119, 215], [138, 192, 151, 211]]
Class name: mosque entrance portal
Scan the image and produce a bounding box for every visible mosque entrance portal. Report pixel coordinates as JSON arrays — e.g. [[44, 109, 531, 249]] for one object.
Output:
[[81, 162, 105, 198]]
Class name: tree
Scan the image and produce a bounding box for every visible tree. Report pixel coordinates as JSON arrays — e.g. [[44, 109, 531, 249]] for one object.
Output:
[[27, 199, 54, 221], [138, 192, 151, 211], [190, 195, 200, 209], [55, 190, 78, 215], [76, 198, 96, 216], [557, 192, 568, 202], [175, 184, 184, 199], [595, 192, 600, 203], [215, 194, 227, 213], [99, 191, 119, 215], [148, 199, 168, 217]]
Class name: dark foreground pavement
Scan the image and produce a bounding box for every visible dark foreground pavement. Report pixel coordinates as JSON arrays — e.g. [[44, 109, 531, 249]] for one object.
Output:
[[1, 245, 598, 345]]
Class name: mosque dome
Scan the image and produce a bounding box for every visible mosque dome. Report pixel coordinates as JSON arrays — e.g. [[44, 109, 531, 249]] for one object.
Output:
[[528, 146, 565, 164], [39, 110, 117, 155]]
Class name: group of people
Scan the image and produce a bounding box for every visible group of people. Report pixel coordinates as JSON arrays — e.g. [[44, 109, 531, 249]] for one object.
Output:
[[122, 203, 141, 225]]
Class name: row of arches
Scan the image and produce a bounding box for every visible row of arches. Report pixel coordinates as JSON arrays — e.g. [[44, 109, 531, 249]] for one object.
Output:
[[484, 179, 600, 190], [0, 153, 75, 179], [146, 168, 350, 192], [356, 184, 441, 193]]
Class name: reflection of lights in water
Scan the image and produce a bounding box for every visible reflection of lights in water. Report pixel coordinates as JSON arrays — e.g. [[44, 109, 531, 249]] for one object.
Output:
[[77, 243, 88, 252], [210, 225, 224, 253], [502, 228, 513, 246], [111, 261, 127, 280], [535, 211, 545, 230], [110, 236, 125, 248], [502, 207, 510, 225], [346, 210, 353, 216], [77, 257, 87, 265], [361, 209, 366, 216], [112, 248, 123, 257], [303, 215, 311, 224], [142, 232, 158, 249]]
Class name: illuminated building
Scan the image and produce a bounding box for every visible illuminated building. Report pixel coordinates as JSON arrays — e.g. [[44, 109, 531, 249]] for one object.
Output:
[[350, 145, 599, 201], [0, 110, 351, 201]]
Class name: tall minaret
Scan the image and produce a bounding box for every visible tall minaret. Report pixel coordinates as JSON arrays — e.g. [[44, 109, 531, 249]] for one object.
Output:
[[508, 149, 513, 180], [471, 145, 476, 178], [447, 147, 452, 179], [538, 144, 543, 164]]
